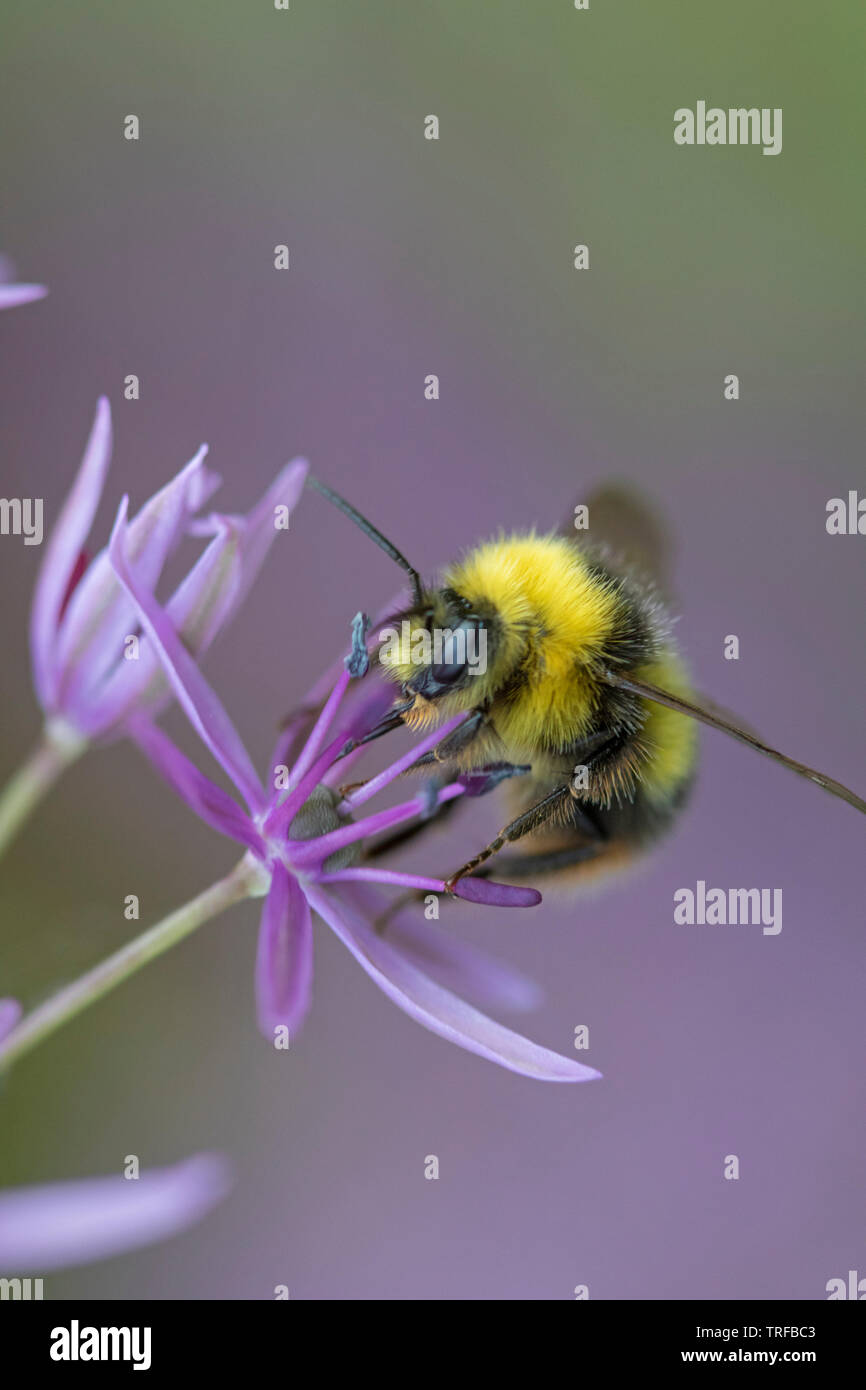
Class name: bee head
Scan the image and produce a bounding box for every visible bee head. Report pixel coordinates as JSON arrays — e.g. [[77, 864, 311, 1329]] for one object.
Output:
[[377, 587, 495, 720], [302, 478, 501, 720]]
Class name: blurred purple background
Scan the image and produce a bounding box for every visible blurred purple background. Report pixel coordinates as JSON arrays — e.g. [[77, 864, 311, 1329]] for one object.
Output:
[[0, 1, 864, 1298]]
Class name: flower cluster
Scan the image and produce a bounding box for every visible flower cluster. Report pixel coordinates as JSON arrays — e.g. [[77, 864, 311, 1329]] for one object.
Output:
[[31, 397, 307, 750], [0, 278, 599, 1279]]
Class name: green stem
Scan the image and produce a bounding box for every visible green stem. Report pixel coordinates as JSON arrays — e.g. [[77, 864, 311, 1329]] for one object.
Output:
[[0, 724, 85, 860], [0, 854, 266, 1073]]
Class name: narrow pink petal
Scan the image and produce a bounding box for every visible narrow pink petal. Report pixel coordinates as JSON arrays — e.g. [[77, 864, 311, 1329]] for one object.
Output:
[[263, 732, 350, 839], [288, 669, 352, 791], [222, 458, 308, 616], [255, 862, 313, 1037], [306, 886, 601, 1083], [340, 712, 466, 809], [0, 284, 47, 309], [321, 865, 541, 909], [30, 397, 112, 709], [319, 684, 397, 782], [56, 446, 218, 709], [270, 706, 318, 777], [109, 500, 266, 813], [288, 791, 452, 867], [0, 1154, 231, 1272], [313, 783, 468, 881], [331, 883, 543, 1013], [318, 868, 448, 892], [86, 520, 243, 738], [270, 681, 394, 783], [267, 594, 407, 772], [130, 720, 263, 852], [0, 999, 23, 1043], [165, 519, 241, 653]]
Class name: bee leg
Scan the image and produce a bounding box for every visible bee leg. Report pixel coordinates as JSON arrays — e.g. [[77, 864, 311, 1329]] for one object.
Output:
[[370, 783, 560, 933], [362, 788, 462, 861], [363, 766, 528, 934], [407, 753, 531, 792], [334, 700, 415, 761], [410, 707, 489, 768], [359, 788, 461, 934], [458, 762, 532, 796], [354, 755, 526, 856], [469, 842, 603, 879], [443, 783, 602, 892]]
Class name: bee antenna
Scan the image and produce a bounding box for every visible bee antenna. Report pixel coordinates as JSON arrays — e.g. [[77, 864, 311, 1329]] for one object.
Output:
[[306, 475, 424, 607], [603, 668, 866, 817]]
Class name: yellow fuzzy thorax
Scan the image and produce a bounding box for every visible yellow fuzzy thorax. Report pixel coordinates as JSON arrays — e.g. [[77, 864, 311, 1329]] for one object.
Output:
[[447, 533, 619, 750], [379, 533, 623, 751], [446, 533, 618, 659]]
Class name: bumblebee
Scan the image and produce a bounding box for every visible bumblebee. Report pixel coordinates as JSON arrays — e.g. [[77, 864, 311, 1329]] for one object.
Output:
[[308, 477, 865, 893]]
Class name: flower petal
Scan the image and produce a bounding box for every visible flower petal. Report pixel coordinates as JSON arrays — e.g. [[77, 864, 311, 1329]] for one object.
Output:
[[319, 868, 453, 893], [255, 862, 313, 1038], [130, 720, 262, 852], [330, 884, 543, 1013], [198, 458, 308, 618], [339, 712, 466, 810], [0, 283, 47, 310], [306, 885, 601, 1083], [0, 1153, 231, 1272], [85, 520, 243, 738], [270, 675, 395, 779], [263, 732, 349, 840], [287, 669, 352, 791], [322, 865, 542, 910], [30, 398, 112, 709], [288, 789, 459, 868], [109, 499, 265, 814], [166, 520, 241, 653], [56, 446, 219, 710], [0, 999, 23, 1044], [267, 593, 407, 773]]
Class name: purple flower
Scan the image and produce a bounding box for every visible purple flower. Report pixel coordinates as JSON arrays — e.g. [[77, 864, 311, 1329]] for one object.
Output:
[[0, 252, 47, 310], [31, 397, 307, 748], [0, 998, 23, 1043], [109, 514, 601, 1083], [0, 1151, 230, 1272]]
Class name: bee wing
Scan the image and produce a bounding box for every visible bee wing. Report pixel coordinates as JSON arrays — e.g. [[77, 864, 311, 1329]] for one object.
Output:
[[604, 668, 866, 816], [563, 483, 674, 597]]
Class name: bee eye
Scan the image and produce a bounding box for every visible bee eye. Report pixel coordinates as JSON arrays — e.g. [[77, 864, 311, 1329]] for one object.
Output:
[[428, 618, 485, 686], [429, 658, 466, 686]]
